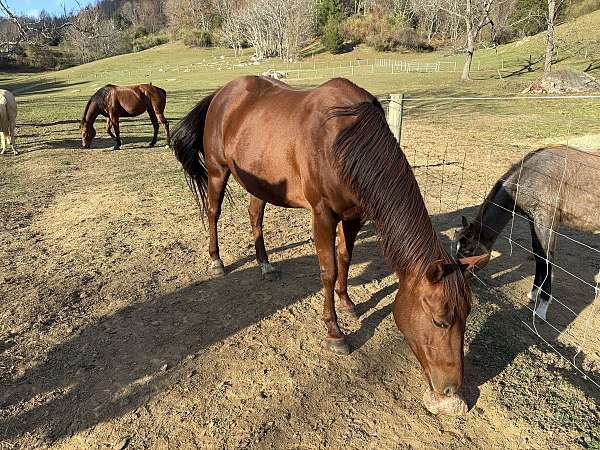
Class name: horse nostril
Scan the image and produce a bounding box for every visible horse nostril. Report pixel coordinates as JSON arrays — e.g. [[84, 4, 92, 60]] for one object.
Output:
[[444, 385, 456, 397]]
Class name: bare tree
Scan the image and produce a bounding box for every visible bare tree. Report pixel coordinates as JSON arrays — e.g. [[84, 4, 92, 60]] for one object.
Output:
[[441, 0, 495, 80], [544, 0, 556, 73]]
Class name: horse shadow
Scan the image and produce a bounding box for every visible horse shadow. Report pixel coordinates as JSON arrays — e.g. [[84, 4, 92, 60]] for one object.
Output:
[[0, 228, 391, 444]]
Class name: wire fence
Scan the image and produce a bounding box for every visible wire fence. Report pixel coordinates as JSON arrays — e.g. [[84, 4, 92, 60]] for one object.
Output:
[[383, 94, 600, 390]]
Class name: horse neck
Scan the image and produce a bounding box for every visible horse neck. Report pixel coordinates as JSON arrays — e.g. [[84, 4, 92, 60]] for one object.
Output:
[[475, 182, 517, 249], [83, 100, 101, 126]]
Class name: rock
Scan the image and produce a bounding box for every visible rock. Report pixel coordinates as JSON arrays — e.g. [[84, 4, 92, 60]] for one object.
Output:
[[422, 389, 468, 416], [523, 69, 600, 94]]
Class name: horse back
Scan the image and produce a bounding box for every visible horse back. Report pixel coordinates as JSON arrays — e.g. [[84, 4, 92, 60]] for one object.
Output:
[[518, 145, 600, 231], [204, 76, 373, 211]]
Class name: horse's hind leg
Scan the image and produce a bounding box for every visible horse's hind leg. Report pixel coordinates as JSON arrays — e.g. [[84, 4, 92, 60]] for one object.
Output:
[[147, 108, 159, 147], [110, 116, 121, 150], [529, 219, 556, 321], [313, 205, 349, 355], [207, 166, 230, 277], [0, 132, 5, 155], [155, 110, 170, 147], [249, 195, 278, 280], [106, 117, 115, 138], [335, 219, 362, 319]]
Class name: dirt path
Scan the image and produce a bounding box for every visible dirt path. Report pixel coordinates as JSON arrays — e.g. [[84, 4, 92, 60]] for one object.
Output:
[[1, 144, 597, 449]]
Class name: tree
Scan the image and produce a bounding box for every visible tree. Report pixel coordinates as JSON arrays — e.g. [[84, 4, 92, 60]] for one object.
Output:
[[544, 0, 556, 73], [442, 0, 495, 81], [322, 14, 344, 53]]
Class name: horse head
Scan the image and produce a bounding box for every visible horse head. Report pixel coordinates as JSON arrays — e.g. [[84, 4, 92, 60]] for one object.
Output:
[[393, 254, 488, 397], [80, 120, 96, 149], [453, 216, 492, 269]]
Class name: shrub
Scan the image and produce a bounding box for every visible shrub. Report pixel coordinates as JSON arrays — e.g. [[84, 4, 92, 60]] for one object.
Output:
[[182, 29, 213, 47], [322, 15, 345, 54], [132, 34, 169, 52], [133, 26, 149, 39], [342, 12, 432, 52], [366, 27, 432, 52]]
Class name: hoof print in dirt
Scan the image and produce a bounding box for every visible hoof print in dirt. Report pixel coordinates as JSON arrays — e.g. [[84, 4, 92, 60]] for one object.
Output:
[[326, 337, 350, 356], [422, 389, 468, 416]]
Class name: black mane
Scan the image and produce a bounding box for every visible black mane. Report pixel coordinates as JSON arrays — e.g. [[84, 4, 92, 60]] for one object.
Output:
[[81, 84, 114, 123]]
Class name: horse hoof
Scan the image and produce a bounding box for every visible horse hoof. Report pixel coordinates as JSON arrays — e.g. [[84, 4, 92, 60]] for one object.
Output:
[[261, 263, 279, 281], [209, 260, 225, 277], [339, 306, 359, 320], [112, 146, 120, 151], [326, 337, 350, 355], [148, 143, 156, 148]]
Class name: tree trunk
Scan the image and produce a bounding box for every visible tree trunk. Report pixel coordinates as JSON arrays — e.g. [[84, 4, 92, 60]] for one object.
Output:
[[462, 0, 474, 81], [544, 0, 556, 74]]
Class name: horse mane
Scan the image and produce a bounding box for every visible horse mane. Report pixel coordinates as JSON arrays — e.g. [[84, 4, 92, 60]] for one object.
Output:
[[81, 85, 114, 123], [328, 100, 470, 319]]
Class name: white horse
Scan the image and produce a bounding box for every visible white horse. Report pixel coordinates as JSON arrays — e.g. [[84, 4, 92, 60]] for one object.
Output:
[[0, 89, 17, 155]]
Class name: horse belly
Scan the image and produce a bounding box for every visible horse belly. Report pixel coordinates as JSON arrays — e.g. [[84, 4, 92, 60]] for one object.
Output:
[[228, 155, 309, 209]]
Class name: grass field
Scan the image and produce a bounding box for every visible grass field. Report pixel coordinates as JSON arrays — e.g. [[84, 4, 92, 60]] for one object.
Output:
[[1, 10, 599, 450]]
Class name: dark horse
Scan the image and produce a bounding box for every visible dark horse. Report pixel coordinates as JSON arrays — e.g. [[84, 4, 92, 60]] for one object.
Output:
[[172, 76, 487, 397], [80, 84, 170, 150], [455, 145, 600, 321]]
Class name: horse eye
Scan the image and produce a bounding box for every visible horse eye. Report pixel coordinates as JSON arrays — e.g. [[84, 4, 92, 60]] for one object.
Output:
[[432, 318, 449, 329]]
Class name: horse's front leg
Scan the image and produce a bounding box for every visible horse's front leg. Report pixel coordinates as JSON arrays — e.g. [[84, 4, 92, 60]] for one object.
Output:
[[147, 109, 159, 147], [0, 132, 5, 155], [313, 205, 349, 355], [249, 195, 278, 280], [335, 219, 362, 319]]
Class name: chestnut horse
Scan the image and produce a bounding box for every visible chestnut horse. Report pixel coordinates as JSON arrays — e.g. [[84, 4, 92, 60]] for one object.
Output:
[[80, 84, 170, 150], [172, 76, 487, 397]]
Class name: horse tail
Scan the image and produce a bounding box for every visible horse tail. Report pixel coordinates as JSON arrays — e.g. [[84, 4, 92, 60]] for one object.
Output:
[[172, 92, 216, 213]]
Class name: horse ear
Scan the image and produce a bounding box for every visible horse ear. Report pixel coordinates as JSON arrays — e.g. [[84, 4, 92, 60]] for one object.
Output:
[[461, 215, 469, 227], [426, 259, 445, 284], [458, 253, 490, 273]]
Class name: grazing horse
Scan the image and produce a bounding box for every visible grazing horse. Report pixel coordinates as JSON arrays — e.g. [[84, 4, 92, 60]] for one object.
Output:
[[172, 76, 487, 397], [454, 145, 600, 321], [0, 89, 17, 155], [80, 84, 170, 150]]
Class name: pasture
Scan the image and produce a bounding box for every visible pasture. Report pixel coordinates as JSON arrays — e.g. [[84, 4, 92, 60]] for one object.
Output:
[[1, 11, 599, 449]]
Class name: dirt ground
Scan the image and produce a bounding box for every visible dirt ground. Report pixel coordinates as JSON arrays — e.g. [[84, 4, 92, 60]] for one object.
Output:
[[1, 87, 599, 449]]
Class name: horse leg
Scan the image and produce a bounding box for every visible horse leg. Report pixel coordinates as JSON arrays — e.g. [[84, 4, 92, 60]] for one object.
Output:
[[147, 108, 159, 147], [335, 219, 362, 319], [155, 111, 170, 148], [0, 132, 5, 155], [530, 219, 556, 321], [249, 195, 277, 280], [106, 117, 115, 138], [207, 167, 230, 277], [528, 221, 543, 302], [111, 116, 122, 150], [313, 206, 349, 355]]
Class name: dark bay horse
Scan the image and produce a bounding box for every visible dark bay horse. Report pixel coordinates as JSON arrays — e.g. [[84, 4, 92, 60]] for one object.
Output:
[[454, 145, 600, 321], [172, 76, 487, 397], [80, 84, 170, 150]]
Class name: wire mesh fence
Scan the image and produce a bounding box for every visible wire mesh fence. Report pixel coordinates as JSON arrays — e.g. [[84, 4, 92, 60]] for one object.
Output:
[[382, 94, 600, 390]]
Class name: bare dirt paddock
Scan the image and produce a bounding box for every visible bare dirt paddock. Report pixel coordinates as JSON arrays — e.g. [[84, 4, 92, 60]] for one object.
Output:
[[1, 84, 599, 448]]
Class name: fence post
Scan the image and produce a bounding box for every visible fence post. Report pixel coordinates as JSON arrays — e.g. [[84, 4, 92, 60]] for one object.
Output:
[[388, 93, 404, 144]]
